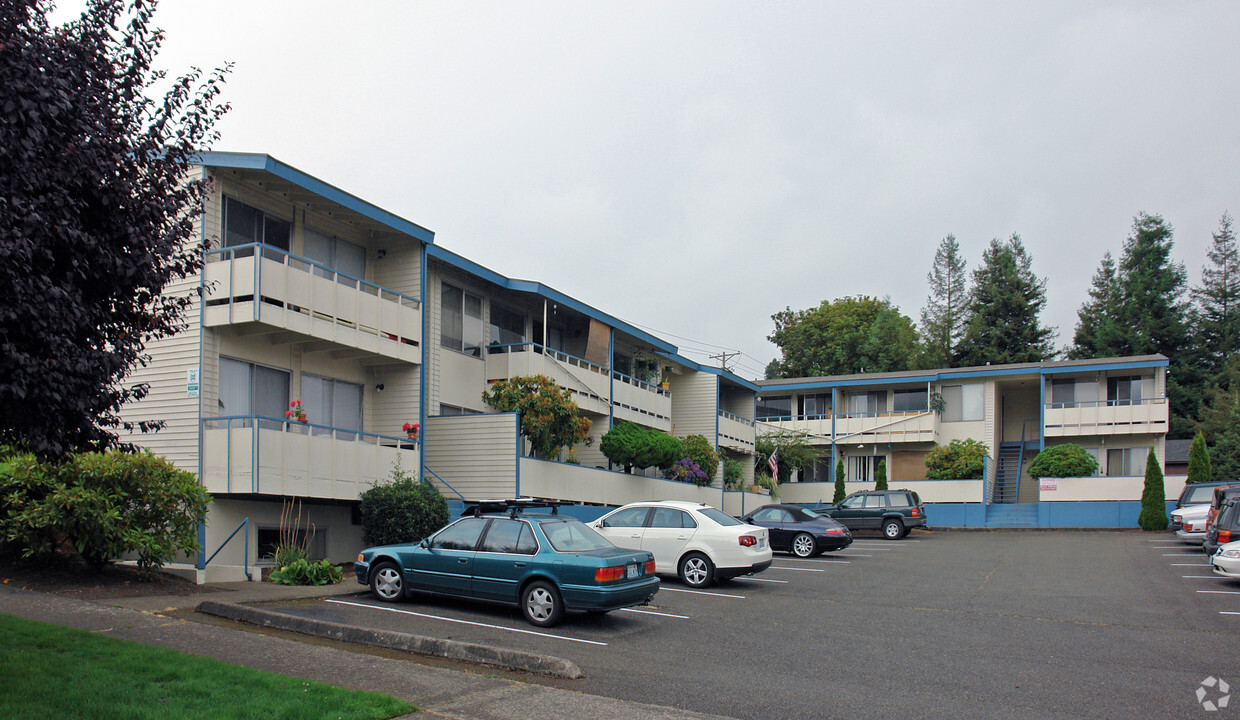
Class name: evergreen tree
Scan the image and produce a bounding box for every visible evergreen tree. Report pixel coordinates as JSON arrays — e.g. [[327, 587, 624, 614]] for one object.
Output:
[[1192, 213, 1240, 378], [1137, 446, 1168, 531], [1211, 420, 1240, 484], [955, 235, 1056, 367], [874, 459, 888, 491], [833, 456, 846, 503], [1069, 252, 1125, 359], [1187, 431, 1212, 485], [1197, 354, 1240, 443], [919, 234, 968, 368]]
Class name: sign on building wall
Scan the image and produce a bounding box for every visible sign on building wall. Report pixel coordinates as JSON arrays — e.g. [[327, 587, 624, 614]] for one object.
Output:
[[187, 368, 199, 398], [1040, 478, 1058, 492]]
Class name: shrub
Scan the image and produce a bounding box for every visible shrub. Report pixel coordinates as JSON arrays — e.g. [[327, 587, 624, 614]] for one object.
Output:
[[924, 439, 989, 480], [1027, 444, 1099, 478], [1187, 432, 1212, 485], [1138, 446, 1168, 531], [270, 558, 343, 586], [600, 421, 683, 473], [666, 459, 710, 486], [0, 450, 209, 577], [359, 458, 449, 547], [723, 458, 746, 490], [755, 473, 781, 501], [833, 457, 846, 503], [481, 375, 591, 457], [874, 459, 888, 490], [680, 435, 719, 483]]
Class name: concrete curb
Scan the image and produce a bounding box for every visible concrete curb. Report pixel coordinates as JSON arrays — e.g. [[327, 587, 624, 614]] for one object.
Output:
[[195, 600, 585, 679]]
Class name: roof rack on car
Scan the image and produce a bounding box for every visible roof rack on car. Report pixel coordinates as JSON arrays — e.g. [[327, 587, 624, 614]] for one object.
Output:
[[465, 498, 568, 519]]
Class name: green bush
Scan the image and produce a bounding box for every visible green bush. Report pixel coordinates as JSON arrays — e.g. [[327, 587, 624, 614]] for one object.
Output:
[[723, 458, 746, 490], [359, 458, 449, 547], [680, 435, 719, 483], [0, 450, 209, 577], [269, 558, 343, 586], [874, 459, 888, 490], [924, 439, 989, 480], [834, 457, 846, 503], [1027, 443, 1099, 478], [754, 473, 781, 501], [1138, 446, 1168, 531], [1187, 432, 1212, 484], [599, 421, 683, 473]]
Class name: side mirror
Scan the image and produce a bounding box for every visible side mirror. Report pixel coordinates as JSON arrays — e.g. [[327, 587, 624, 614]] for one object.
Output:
[[420, 537, 430, 549]]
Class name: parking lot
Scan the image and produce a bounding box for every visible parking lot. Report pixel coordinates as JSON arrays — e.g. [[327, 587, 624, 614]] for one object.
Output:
[[253, 530, 1240, 719]]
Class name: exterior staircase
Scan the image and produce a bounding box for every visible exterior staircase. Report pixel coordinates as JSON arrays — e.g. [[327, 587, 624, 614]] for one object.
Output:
[[985, 502, 1040, 528], [992, 442, 1024, 503]]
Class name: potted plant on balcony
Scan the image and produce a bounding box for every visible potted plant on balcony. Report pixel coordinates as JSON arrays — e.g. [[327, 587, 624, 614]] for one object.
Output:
[[286, 400, 306, 423], [403, 422, 420, 440]]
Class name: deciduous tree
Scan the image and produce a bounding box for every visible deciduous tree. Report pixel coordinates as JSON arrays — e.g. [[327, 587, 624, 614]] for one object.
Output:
[[481, 375, 591, 457], [766, 296, 919, 378]]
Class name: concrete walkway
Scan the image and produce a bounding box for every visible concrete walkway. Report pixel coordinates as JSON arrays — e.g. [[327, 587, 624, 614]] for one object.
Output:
[[0, 583, 731, 720]]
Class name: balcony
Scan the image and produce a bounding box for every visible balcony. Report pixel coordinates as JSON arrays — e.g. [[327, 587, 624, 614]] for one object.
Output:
[[1043, 397, 1169, 436], [487, 343, 671, 428], [758, 411, 936, 444], [203, 244, 421, 364], [201, 415, 416, 500], [718, 410, 756, 451]]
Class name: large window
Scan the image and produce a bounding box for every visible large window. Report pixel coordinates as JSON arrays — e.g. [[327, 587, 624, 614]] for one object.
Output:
[[301, 374, 363, 437], [848, 390, 887, 416], [756, 395, 792, 420], [304, 228, 366, 285], [798, 393, 831, 418], [441, 283, 483, 357], [1106, 447, 1146, 476], [223, 197, 291, 256], [1107, 376, 1144, 406], [489, 304, 526, 347], [941, 384, 984, 422], [218, 357, 290, 428], [848, 455, 885, 482], [893, 388, 928, 413]]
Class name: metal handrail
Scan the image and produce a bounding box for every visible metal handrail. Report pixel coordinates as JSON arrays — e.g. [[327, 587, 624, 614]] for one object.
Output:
[[201, 517, 251, 581], [422, 467, 465, 500], [489, 341, 671, 396]]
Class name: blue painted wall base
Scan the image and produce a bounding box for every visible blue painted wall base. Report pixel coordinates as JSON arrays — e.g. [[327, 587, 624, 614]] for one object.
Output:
[[925, 500, 1179, 529]]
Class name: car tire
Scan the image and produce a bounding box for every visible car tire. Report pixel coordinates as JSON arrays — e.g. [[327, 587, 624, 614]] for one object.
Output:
[[521, 580, 563, 627], [791, 532, 817, 558], [369, 561, 405, 602], [678, 552, 715, 588], [882, 518, 904, 540]]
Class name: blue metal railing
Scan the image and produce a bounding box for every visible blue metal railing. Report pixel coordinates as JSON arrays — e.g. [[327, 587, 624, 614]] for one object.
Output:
[[422, 466, 465, 500], [489, 342, 671, 397], [201, 517, 251, 581], [1045, 396, 1167, 409]]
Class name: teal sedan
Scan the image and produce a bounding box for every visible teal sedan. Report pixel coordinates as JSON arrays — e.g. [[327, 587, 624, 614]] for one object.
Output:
[[356, 504, 659, 627]]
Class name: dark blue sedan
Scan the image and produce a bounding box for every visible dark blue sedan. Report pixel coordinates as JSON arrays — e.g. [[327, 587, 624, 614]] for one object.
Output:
[[740, 504, 852, 557], [356, 500, 659, 627]]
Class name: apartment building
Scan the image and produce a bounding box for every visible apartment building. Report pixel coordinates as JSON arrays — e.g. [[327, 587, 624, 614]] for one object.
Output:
[[756, 356, 1172, 526], [117, 153, 759, 580]]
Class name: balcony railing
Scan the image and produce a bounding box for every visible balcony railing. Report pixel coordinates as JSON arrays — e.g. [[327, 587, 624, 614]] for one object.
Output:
[[203, 243, 421, 363], [201, 414, 416, 500], [1044, 396, 1169, 435], [718, 410, 756, 450]]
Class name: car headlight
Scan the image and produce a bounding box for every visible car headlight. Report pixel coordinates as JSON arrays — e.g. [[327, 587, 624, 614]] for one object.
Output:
[[1171, 514, 1182, 523], [1221, 549, 1240, 559]]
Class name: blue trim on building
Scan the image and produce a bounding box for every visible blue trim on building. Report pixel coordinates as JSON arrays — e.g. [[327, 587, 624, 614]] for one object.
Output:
[[922, 500, 1178, 528], [419, 243, 428, 486], [659, 350, 761, 392]]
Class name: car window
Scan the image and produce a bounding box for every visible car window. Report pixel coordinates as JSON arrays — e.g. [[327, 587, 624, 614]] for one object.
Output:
[[651, 507, 696, 528], [604, 507, 650, 528], [431, 517, 487, 550], [800, 508, 823, 519], [864, 495, 886, 508], [1184, 486, 1217, 504], [840, 495, 863, 508], [887, 493, 911, 508], [751, 507, 782, 522], [697, 506, 743, 526], [515, 524, 538, 554], [540, 519, 615, 551], [479, 519, 535, 555]]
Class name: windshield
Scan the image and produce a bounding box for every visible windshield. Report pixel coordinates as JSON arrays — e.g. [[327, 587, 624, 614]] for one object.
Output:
[[539, 519, 615, 552], [698, 507, 742, 526], [800, 508, 824, 518]]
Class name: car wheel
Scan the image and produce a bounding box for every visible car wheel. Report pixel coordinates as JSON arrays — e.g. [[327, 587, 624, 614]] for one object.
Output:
[[678, 552, 715, 588], [882, 519, 904, 540], [791, 532, 816, 558], [369, 561, 404, 602], [521, 580, 563, 627]]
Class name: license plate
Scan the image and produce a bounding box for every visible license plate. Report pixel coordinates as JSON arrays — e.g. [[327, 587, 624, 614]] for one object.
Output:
[[759, 538, 766, 549], [626, 564, 639, 579]]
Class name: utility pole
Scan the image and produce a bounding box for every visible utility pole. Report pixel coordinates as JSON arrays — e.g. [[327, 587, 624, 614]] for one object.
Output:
[[710, 350, 739, 373]]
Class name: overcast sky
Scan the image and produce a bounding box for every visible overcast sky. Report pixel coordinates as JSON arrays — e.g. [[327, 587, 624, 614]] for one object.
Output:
[[53, 1, 1240, 379]]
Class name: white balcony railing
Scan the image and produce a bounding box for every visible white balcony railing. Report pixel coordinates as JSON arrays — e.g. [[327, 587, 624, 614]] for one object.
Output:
[[203, 243, 421, 363], [718, 410, 756, 450], [201, 415, 417, 500], [1043, 397, 1169, 436]]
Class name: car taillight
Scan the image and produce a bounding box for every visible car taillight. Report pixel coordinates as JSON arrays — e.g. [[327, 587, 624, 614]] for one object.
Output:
[[645, 559, 656, 575], [1221, 530, 1232, 543], [911, 508, 919, 517], [738, 535, 757, 547], [595, 565, 626, 582]]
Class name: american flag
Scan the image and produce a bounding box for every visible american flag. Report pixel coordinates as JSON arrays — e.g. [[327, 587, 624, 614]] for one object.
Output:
[[767, 446, 778, 476]]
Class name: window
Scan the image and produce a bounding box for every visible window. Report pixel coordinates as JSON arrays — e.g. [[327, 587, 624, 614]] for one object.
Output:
[[489, 304, 526, 347], [887, 493, 912, 508], [1106, 447, 1147, 476], [650, 508, 696, 528], [697, 507, 744, 526], [941, 384, 984, 422], [431, 518, 487, 550], [257, 527, 326, 561], [848, 455, 884, 482], [480, 519, 536, 555], [848, 391, 887, 415], [301, 374, 362, 437], [223, 197, 291, 256], [218, 357, 290, 429], [1107, 376, 1144, 406], [798, 393, 832, 418], [1051, 379, 1075, 408], [757, 395, 792, 419], [304, 228, 366, 285], [893, 388, 928, 413], [752, 507, 792, 523], [539, 520, 613, 551], [603, 507, 649, 528], [439, 404, 482, 416], [441, 283, 483, 357], [864, 495, 886, 509]]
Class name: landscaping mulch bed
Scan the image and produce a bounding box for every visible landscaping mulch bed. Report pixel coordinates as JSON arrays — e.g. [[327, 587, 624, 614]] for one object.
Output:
[[0, 557, 212, 601]]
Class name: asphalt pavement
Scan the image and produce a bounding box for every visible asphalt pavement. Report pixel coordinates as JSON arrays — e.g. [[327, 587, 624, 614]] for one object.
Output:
[[0, 580, 731, 720]]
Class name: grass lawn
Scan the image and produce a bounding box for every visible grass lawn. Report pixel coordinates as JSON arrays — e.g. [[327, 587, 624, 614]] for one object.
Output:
[[0, 614, 415, 720]]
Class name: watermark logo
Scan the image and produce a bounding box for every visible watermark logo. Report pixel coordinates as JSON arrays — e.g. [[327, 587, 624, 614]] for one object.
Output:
[[1197, 676, 1232, 712]]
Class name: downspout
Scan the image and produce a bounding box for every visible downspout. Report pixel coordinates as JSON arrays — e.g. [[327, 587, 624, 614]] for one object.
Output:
[[196, 165, 208, 574], [419, 242, 428, 486], [830, 387, 838, 485], [1038, 372, 1046, 452], [607, 328, 615, 472]]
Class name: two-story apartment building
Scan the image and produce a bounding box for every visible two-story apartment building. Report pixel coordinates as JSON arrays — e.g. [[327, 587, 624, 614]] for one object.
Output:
[[756, 356, 1172, 526], [117, 153, 760, 580]]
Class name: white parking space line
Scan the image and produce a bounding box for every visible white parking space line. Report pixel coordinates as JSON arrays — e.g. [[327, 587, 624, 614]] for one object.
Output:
[[1183, 575, 1227, 579], [1153, 546, 1192, 549], [324, 599, 608, 645], [620, 607, 689, 619], [1197, 590, 1240, 595], [836, 554, 873, 558], [1172, 563, 1211, 566], [1163, 553, 1200, 556], [747, 577, 789, 583], [1221, 611, 1240, 616], [782, 557, 851, 564], [659, 587, 746, 599], [768, 566, 825, 572]]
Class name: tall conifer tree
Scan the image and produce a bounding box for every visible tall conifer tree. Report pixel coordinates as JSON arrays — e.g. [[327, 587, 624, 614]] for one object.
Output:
[[955, 235, 1056, 367], [919, 235, 968, 369], [1192, 213, 1240, 378]]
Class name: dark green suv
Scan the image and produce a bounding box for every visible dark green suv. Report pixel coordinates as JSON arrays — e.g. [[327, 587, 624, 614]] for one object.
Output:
[[813, 490, 927, 540]]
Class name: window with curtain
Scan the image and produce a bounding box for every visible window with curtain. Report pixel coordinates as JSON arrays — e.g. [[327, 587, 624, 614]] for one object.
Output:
[[223, 197, 291, 258], [1106, 447, 1146, 476], [941, 384, 983, 422], [218, 357, 290, 429], [303, 228, 366, 286], [301, 374, 363, 438], [1107, 376, 1144, 406], [441, 282, 483, 357], [848, 390, 887, 415], [798, 393, 831, 418]]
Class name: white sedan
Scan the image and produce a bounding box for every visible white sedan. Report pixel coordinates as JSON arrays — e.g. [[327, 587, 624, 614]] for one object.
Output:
[[1172, 504, 1211, 545], [1211, 540, 1240, 579], [590, 500, 773, 588]]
